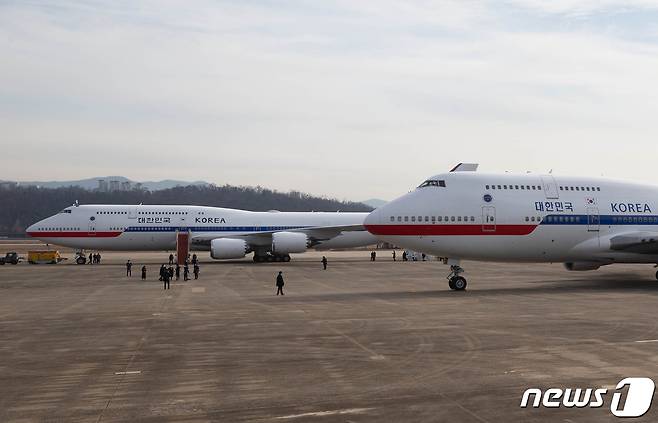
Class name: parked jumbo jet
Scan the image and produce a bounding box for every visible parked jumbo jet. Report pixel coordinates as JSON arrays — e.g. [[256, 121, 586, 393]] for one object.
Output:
[[365, 163, 658, 290], [26, 205, 378, 262]]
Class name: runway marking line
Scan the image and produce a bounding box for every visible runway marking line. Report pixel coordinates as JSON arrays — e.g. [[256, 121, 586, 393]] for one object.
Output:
[[276, 407, 374, 419], [114, 371, 141, 375], [635, 339, 658, 343]]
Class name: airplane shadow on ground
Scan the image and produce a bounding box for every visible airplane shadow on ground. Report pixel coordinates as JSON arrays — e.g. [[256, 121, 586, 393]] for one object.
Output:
[[287, 274, 658, 303]]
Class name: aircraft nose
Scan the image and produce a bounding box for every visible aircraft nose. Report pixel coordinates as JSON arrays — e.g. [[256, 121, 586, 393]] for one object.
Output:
[[364, 207, 382, 228], [25, 223, 36, 236]]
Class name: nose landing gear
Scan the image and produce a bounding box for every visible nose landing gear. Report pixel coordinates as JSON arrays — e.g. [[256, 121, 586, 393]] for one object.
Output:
[[447, 265, 467, 291]]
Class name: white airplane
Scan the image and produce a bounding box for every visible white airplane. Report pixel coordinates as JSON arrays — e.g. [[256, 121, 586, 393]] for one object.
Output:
[[364, 163, 658, 290], [26, 204, 378, 262]]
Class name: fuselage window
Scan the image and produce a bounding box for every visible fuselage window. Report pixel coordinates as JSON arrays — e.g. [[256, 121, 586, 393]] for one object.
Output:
[[497, 185, 502, 189], [521, 185, 525, 190], [397, 216, 402, 222], [451, 216, 455, 222], [471, 216, 475, 222], [425, 216, 429, 222], [515, 185, 519, 189], [486, 185, 490, 189], [457, 216, 462, 222], [418, 216, 422, 221], [525, 216, 530, 222], [437, 216, 443, 222], [503, 185, 507, 189], [491, 185, 496, 190], [404, 216, 409, 222], [390, 216, 395, 222], [411, 216, 416, 222], [431, 216, 436, 222]]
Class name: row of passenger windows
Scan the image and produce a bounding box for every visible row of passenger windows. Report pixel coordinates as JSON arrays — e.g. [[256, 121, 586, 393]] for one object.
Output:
[[96, 211, 190, 215], [37, 227, 80, 231], [612, 216, 658, 223], [109, 227, 125, 231], [485, 184, 601, 192], [560, 186, 601, 192], [390, 215, 476, 223]]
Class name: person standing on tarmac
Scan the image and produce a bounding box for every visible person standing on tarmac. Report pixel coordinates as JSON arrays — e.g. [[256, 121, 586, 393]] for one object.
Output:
[[159, 264, 165, 281], [141, 265, 147, 280], [321, 256, 328, 270], [175, 264, 180, 281], [183, 264, 190, 281], [193, 264, 200, 280], [392, 250, 396, 261], [126, 260, 132, 277], [163, 269, 170, 290], [276, 271, 285, 295], [89, 253, 93, 265]]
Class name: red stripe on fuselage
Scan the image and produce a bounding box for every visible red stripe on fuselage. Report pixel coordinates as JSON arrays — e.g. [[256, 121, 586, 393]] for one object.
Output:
[[364, 224, 538, 236], [27, 231, 122, 238]]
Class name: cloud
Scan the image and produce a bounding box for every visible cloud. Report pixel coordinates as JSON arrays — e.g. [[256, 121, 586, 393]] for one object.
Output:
[[2, 1, 658, 200]]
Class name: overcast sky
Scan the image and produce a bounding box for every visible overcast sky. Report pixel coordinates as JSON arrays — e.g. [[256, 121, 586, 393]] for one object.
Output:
[[2, 1, 658, 201]]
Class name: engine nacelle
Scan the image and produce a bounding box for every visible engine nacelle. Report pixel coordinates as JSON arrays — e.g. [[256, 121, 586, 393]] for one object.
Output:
[[564, 262, 602, 271], [211, 238, 249, 259], [271, 232, 308, 254]]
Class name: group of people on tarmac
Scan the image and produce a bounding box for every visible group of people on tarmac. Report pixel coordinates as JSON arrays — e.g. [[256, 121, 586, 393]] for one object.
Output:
[[123, 253, 200, 290], [118, 249, 420, 296], [88, 252, 102, 264]]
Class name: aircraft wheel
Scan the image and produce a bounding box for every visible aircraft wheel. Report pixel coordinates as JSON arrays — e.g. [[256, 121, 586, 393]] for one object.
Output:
[[283, 255, 291, 262], [76, 257, 86, 265], [451, 276, 467, 291], [448, 278, 455, 290]]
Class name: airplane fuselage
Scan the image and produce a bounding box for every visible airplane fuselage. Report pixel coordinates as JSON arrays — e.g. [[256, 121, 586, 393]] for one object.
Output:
[[27, 205, 376, 252], [365, 172, 658, 265]]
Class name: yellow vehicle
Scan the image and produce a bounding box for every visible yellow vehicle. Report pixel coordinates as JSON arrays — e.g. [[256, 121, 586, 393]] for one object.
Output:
[[27, 250, 64, 264]]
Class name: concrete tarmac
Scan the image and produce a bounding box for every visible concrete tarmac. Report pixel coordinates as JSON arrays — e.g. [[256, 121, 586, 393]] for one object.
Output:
[[1, 249, 658, 422]]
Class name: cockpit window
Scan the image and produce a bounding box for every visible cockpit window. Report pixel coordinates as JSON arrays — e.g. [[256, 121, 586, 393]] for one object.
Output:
[[418, 180, 446, 188], [59, 209, 72, 214]]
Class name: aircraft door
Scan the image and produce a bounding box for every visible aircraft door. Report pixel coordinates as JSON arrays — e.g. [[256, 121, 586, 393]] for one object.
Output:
[[541, 175, 560, 199], [587, 207, 600, 232], [128, 206, 138, 219], [88, 216, 96, 236], [482, 206, 496, 232]]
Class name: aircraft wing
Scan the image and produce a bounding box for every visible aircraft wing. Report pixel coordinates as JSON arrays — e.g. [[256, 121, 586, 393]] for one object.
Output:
[[609, 232, 658, 254], [190, 224, 366, 247]]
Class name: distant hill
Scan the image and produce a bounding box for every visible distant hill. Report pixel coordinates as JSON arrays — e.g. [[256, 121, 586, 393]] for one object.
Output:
[[0, 184, 373, 237], [362, 198, 387, 208], [1, 176, 211, 191]]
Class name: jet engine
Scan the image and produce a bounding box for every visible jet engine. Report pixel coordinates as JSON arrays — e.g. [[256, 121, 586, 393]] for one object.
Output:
[[211, 238, 249, 259], [564, 262, 602, 271], [271, 232, 308, 254]]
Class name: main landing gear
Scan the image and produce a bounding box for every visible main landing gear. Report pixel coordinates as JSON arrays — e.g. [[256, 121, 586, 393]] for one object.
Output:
[[447, 265, 467, 291], [253, 253, 291, 263]]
